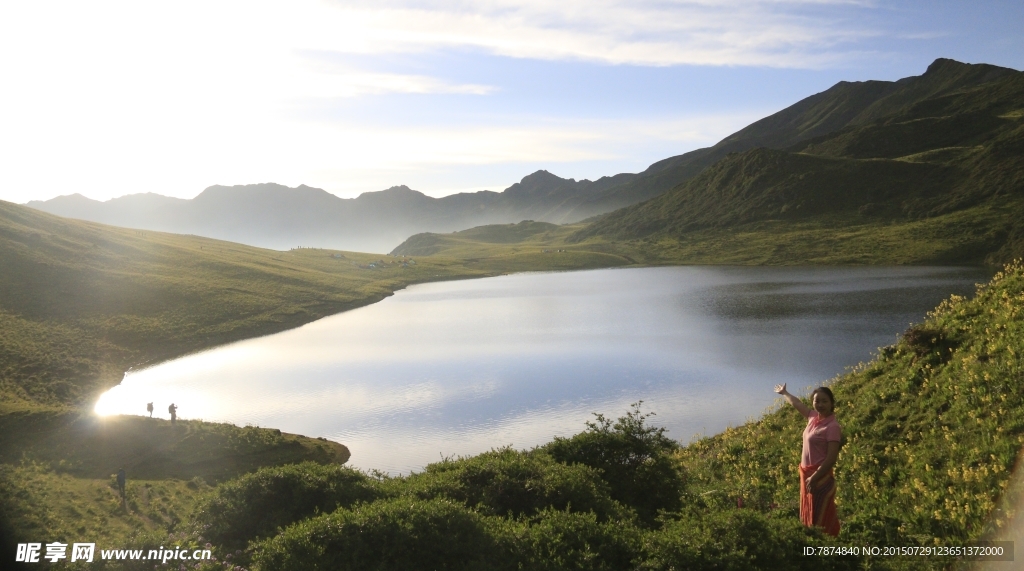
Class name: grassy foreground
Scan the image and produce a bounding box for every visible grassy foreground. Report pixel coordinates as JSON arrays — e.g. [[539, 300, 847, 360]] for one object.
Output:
[[0, 415, 349, 562]]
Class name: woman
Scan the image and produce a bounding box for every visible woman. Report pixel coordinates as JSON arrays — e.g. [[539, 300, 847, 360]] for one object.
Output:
[[774, 383, 841, 537]]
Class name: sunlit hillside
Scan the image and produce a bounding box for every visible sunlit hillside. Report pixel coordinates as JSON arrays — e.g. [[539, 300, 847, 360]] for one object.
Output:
[[0, 200, 492, 410]]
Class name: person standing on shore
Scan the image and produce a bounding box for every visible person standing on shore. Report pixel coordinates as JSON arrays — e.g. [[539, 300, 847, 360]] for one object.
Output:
[[774, 383, 842, 537], [168, 403, 177, 425], [146, 402, 154, 417], [116, 468, 126, 501]]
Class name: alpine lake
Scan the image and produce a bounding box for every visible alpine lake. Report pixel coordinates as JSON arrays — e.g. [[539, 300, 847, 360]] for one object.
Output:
[[95, 266, 989, 474]]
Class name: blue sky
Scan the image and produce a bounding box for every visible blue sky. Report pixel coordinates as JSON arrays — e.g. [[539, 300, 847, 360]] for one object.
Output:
[[1, 0, 1022, 203]]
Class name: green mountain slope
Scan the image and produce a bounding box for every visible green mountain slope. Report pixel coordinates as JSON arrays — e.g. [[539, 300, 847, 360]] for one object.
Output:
[[569, 62, 1024, 265], [582, 58, 1018, 210]]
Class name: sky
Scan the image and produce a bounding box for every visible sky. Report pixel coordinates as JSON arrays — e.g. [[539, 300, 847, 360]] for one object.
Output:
[[1, 1, 1022, 203]]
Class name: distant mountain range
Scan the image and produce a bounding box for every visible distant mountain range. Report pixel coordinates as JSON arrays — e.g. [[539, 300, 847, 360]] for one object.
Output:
[[25, 172, 640, 253], [28, 58, 1023, 256]]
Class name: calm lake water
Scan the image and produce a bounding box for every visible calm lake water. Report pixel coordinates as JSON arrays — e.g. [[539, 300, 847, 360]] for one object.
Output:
[[95, 266, 987, 474]]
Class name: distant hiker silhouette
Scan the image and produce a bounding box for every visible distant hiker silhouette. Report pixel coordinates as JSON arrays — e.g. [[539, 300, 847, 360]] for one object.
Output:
[[116, 468, 126, 501], [168, 403, 177, 425], [146, 402, 154, 417]]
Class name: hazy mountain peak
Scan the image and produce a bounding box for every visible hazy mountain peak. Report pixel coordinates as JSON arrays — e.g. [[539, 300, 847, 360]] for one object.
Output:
[[357, 185, 430, 201], [503, 170, 579, 198], [26, 193, 98, 207], [380, 185, 421, 195], [28, 59, 1023, 256], [192, 182, 338, 204], [520, 170, 570, 185]]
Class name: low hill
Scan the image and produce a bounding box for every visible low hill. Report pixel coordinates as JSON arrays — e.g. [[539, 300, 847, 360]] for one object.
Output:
[[675, 260, 1024, 560], [395, 220, 562, 256]]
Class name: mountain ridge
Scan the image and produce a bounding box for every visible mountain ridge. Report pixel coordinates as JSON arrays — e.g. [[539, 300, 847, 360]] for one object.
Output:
[[28, 58, 1020, 255], [566, 59, 1024, 260], [26, 171, 641, 253]]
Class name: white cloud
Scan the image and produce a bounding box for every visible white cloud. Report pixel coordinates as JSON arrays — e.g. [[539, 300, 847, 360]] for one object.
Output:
[[8, 109, 763, 201], [305, 0, 879, 68], [0, 0, 876, 203]]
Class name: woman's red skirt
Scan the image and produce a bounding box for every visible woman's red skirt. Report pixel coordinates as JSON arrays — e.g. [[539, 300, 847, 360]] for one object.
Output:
[[800, 464, 840, 537]]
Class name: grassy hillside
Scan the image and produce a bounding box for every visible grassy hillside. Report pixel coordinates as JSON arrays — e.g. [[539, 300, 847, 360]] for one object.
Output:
[[0, 199, 501, 411], [110, 261, 1021, 571], [677, 260, 1024, 549], [393, 190, 1023, 267], [391, 221, 643, 271], [565, 64, 1024, 266], [0, 200, 489, 562], [581, 58, 1018, 211]]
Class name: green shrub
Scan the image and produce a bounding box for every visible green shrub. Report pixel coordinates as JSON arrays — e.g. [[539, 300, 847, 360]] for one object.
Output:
[[251, 497, 509, 571], [641, 509, 860, 571], [545, 403, 684, 524], [517, 508, 643, 571], [189, 462, 380, 549], [399, 447, 628, 520]]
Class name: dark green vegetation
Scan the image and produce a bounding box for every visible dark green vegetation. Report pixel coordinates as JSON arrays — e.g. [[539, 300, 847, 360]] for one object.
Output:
[[395, 59, 1024, 266], [132, 261, 1017, 571], [185, 405, 852, 571], [573, 59, 1024, 265], [0, 416, 349, 561]]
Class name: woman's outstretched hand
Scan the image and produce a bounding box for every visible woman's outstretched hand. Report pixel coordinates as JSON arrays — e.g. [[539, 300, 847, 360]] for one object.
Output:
[[774, 383, 788, 395]]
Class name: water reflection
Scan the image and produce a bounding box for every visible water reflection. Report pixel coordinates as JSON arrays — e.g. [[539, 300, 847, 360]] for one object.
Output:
[[95, 266, 986, 474]]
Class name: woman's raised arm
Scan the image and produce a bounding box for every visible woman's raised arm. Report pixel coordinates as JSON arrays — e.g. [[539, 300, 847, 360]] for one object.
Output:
[[774, 383, 812, 417]]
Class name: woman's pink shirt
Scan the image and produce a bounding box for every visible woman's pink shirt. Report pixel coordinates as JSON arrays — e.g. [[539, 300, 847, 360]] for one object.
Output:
[[801, 410, 841, 467]]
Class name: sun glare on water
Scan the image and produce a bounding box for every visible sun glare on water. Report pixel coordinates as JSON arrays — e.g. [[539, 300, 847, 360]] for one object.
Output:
[[93, 346, 267, 421]]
